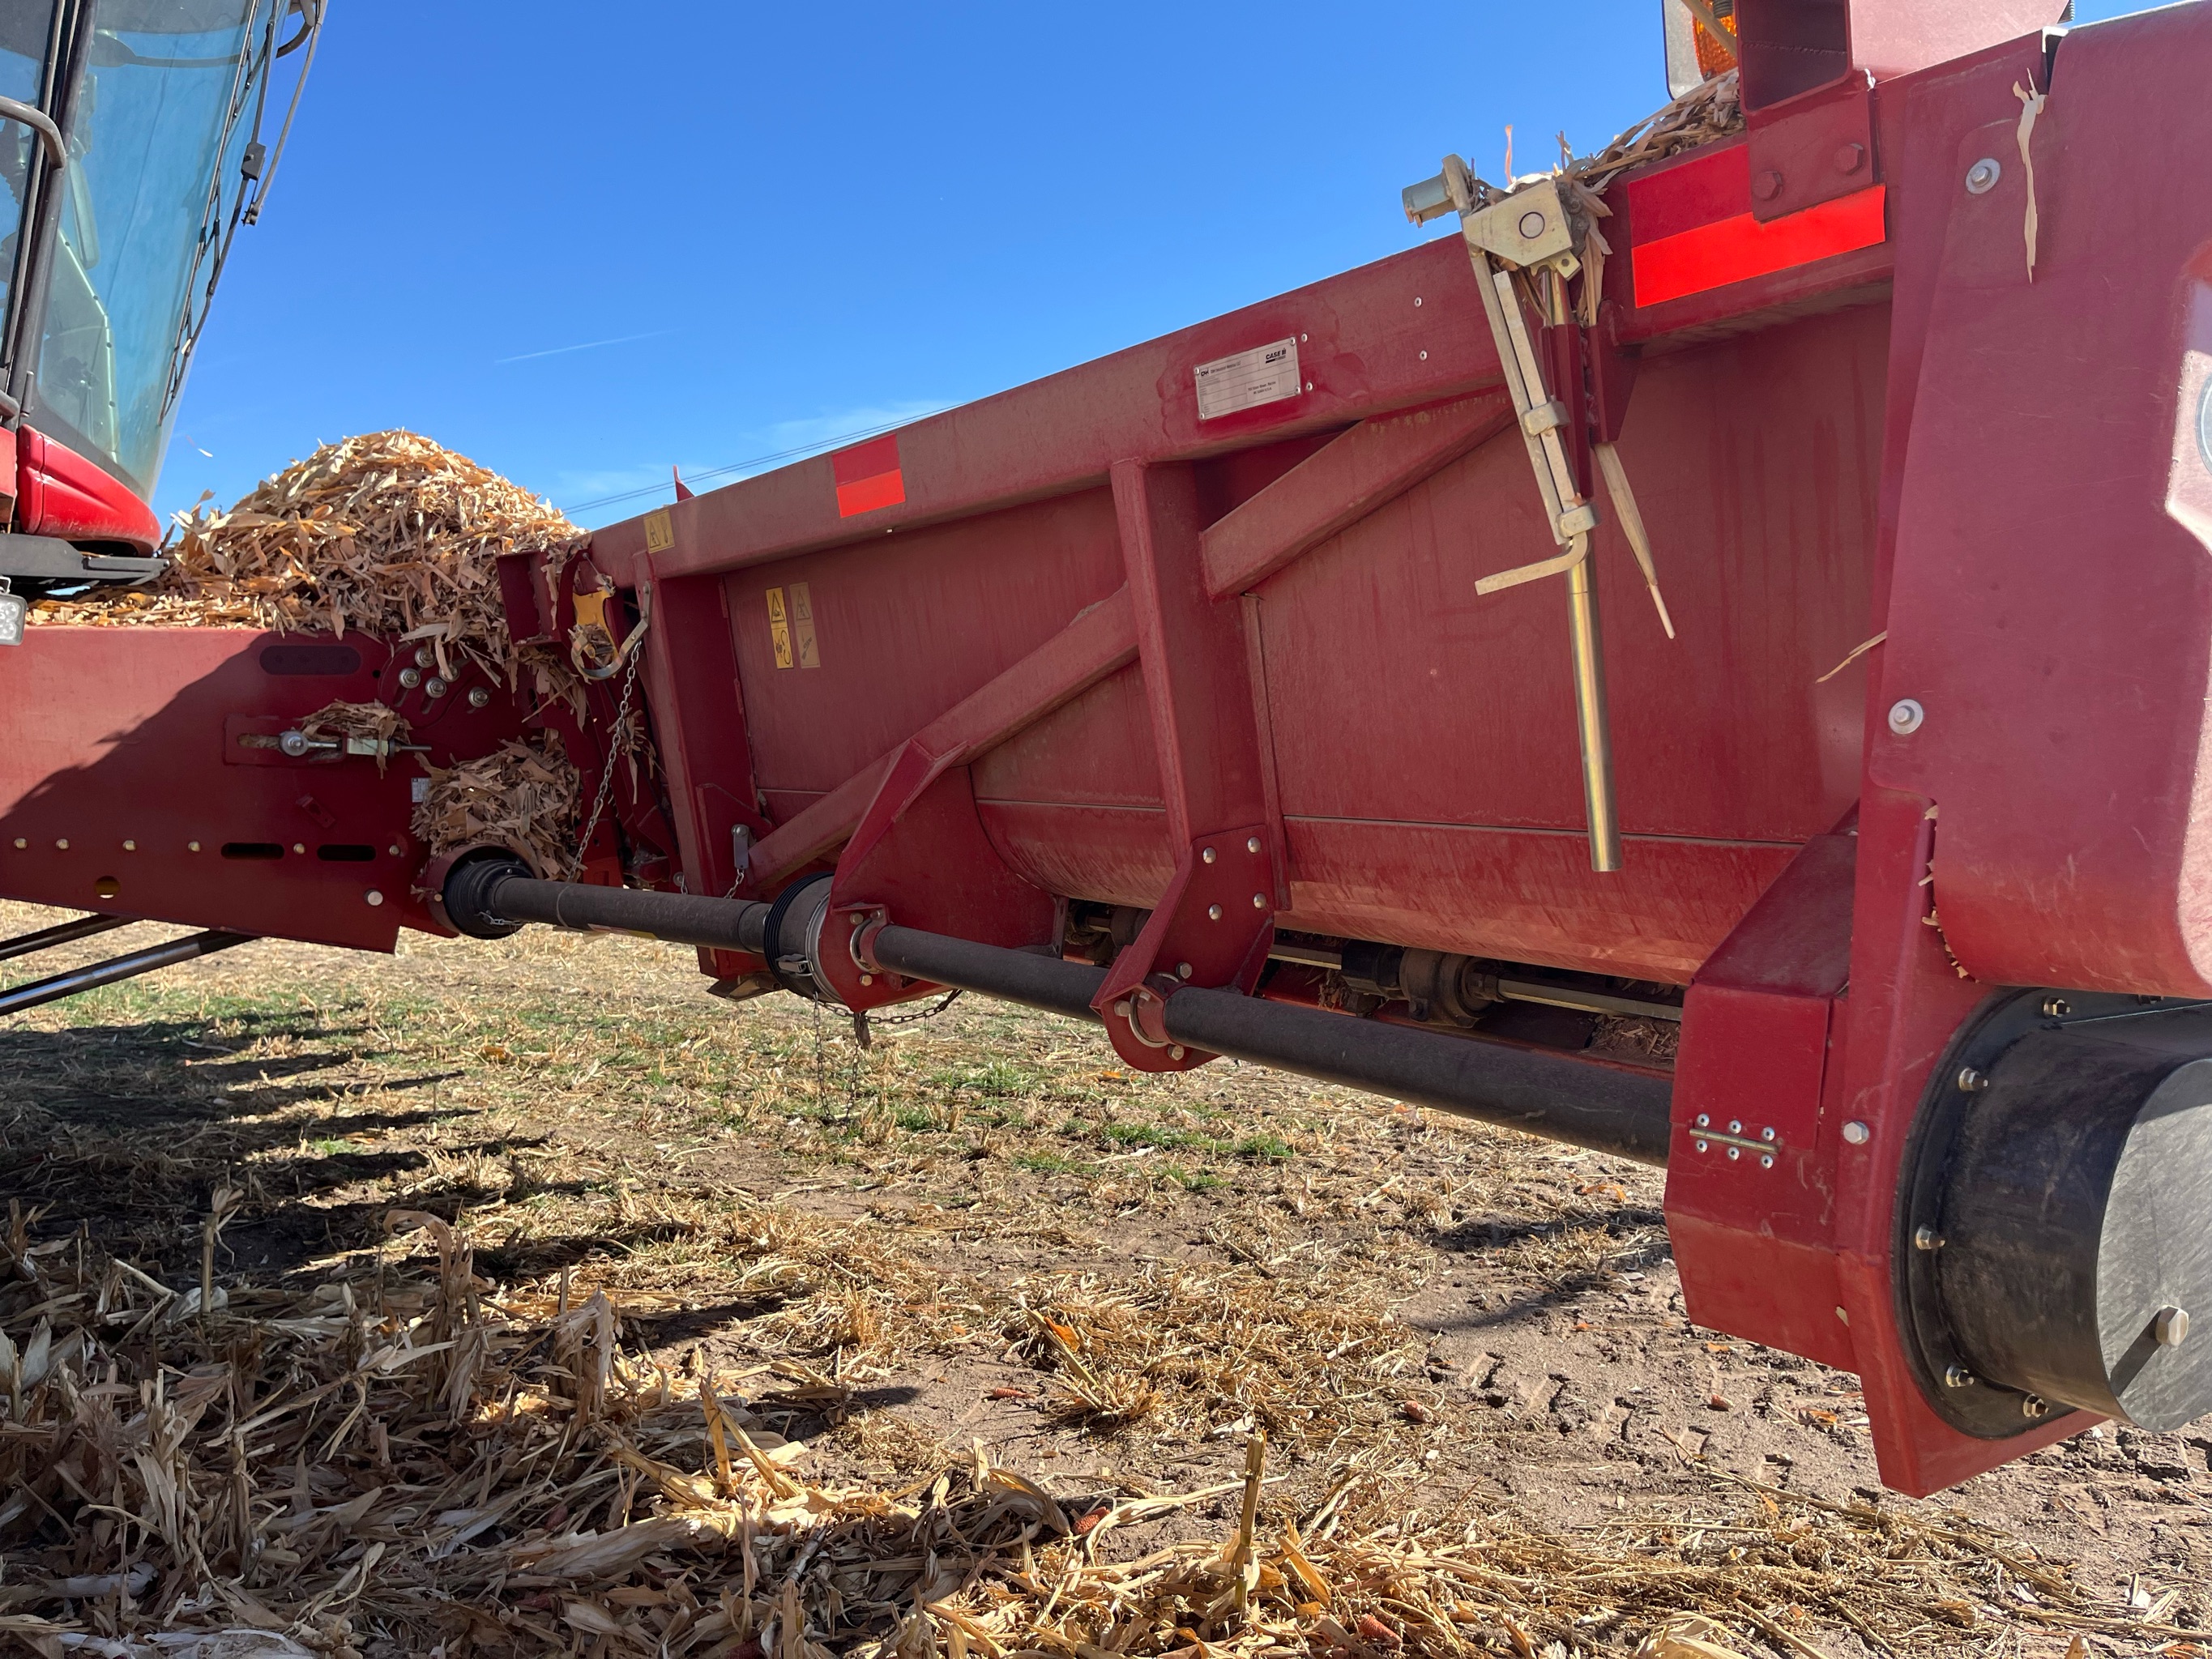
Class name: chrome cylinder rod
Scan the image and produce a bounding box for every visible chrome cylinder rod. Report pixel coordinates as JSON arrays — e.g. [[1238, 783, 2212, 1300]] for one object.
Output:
[[0, 931, 253, 1017], [1565, 548, 1622, 872]]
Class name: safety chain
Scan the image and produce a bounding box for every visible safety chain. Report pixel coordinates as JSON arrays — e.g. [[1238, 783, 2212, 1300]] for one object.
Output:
[[849, 988, 964, 1052], [570, 642, 645, 879]]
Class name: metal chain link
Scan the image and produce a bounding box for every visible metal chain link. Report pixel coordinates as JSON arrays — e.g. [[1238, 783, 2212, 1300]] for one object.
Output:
[[570, 644, 645, 879]]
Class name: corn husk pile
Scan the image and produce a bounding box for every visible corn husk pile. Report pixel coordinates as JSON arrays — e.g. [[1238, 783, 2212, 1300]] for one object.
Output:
[[409, 732, 579, 877], [27, 430, 582, 697], [1578, 70, 1744, 194], [2, 1193, 2195, 1659]]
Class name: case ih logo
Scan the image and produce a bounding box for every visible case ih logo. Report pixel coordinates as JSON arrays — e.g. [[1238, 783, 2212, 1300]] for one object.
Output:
[[831, 433, 905, 518]]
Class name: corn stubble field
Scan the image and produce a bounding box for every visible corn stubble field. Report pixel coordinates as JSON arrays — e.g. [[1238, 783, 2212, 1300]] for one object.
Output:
[[2, 903, 2210, 1659]]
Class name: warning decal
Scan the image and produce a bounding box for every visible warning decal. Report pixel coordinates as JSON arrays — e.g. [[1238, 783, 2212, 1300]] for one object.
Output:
[[1194, 338, 1302, 421]]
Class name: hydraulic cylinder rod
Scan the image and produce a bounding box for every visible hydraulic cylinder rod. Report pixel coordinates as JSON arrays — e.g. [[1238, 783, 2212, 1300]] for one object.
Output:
[[448, 864, 1673, 1166], [0, 911, 130, 964], [0, 930, 253, 1017]]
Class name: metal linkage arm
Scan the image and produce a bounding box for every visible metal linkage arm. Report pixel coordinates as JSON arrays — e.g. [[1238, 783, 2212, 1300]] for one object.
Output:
[[0, 931, 254, 1018]]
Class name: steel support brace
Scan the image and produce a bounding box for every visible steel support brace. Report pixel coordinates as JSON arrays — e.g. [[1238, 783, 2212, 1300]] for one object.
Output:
[[1096, 460, 1281, 1070]]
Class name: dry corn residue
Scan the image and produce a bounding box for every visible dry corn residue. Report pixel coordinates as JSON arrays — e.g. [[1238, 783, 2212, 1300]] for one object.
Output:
[[3, 912, 2204, 1659]]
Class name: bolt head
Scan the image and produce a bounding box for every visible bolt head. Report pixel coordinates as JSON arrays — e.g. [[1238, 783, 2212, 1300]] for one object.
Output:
[[1887, 698, 1924, 735], [1206, 903, 1223, 920], [398, 667, 422, 689], [388, 843, 404, 857], [1726, 1146, 1741, 1161], [2155, 1305, 2192, 1348], [415, 646, 436, 667], [1915, 1225, 1944, 1252], [1945, 1364, 1974, 1389], [1112, 1000, 1132, 1018], [1843, 1120, 1872, 1146], [1693, 1138, 1710, 1153], [1834, 142, 1866, 175], [1759, 1154, 1775, 1169], [1251, 893, 1266, 910], [1727, 1120, 1743, 1135], [1760, 1127, 1776, 1142], [1695, 1113, 1710, 1128], [467, 686, 492, 709], [1202, 847, 1218, 864], [1168, 1045, 1185, 1060], [365, 890, 384, 907], [54, 838, 67, 851], [2021, 1394, 2049, 1419], [425, 676, 449, 698], [1176, 962, 1193, 979], [10, 838, 23, 850], [1246, 836, 1262, 854], [1957, 1065, 1988, 1092], [2042, 996, 2072, 1019], [1753, 169, 1784, 201], [293, 842, 306, 855], [122, 839, 136, 852], [1966, 156, 2002, 195], [1516, 209, 1547, 239], [188, 841, 202, 853]]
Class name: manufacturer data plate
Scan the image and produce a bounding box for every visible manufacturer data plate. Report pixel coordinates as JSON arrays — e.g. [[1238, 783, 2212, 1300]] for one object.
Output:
[[1194, 337, 1301, 421], [0, 590, 24, 647]]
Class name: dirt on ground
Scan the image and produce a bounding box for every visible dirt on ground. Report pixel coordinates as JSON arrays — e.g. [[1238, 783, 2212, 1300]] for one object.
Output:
[[2, 901, 2207, 1658]]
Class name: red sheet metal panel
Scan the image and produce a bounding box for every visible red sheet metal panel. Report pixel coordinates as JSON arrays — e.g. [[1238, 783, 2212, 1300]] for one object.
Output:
[[1873, 6, 2212, 996]]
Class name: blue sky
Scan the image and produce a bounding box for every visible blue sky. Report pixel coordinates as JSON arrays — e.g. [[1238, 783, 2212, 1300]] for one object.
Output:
[[159, 0, 2140, 531]]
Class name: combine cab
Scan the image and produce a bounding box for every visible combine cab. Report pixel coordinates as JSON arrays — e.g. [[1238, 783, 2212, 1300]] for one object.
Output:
[[7, 0, 2212, 1497]]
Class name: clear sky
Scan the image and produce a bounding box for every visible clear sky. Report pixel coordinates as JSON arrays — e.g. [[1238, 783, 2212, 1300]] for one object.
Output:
[[156, 0, 2145, 531]]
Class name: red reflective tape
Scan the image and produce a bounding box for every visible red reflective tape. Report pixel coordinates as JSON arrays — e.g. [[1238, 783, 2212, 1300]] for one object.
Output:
[[1631, 186, 1886, 308], [831, 433, 904, 518], [835, 470, 906, 517]]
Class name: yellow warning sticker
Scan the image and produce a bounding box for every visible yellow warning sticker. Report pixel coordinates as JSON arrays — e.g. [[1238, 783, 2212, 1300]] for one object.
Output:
[[789, 581, 821, 669], [643, 508, 675, 554], [766, 586, 793, 669]]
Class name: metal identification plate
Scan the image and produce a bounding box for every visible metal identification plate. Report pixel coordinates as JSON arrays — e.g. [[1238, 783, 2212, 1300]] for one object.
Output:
[[1194, 337, 1300, 421], [0, 588, 24, 647]]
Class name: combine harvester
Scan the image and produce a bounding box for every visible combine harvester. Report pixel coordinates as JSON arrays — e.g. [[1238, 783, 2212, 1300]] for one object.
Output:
[[4, 0, 2210, 1498]]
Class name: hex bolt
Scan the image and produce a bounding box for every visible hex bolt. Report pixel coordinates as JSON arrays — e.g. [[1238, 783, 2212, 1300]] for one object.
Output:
[[10, 838, 23, 849], [859, 973, 874, 987], [424, 676, 449, 698], [1915, 1226, 1945, 1252], [398, 667, 422, 689], [54, 838, 68, 851], [468, 686, 491, 709], [2021, 1394, 2049, 1420], [1957, 1066, 1989, 1092], [293, 842, 306, 855], [1246, 836, 1262, 854], [1965, 156, 2002, 195], [1945, 1364, 1975, 1389], [1112, 1000, 1132, 1018], [1168, 1045, 1185, 1060], [2155, 1306, 2192, 1348], [1251, 893, 1266, 910], [1843, 1120, 1872, 1145], [188, 841, 202, 852], [2042, 995, 2072, 1019], [122, 839, 136, 852], [365, 890, 384, 907], [1207, 903, 1223, 920], [415, 646, 436, 667], [1176, 962, 1193, 979], [1834, 142, 1866, 175], [1887, 698, 1924, 735], [1201, 847, 1217, 864], [388, 843, 404, 857], [1753, 169, 1784, 201]]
